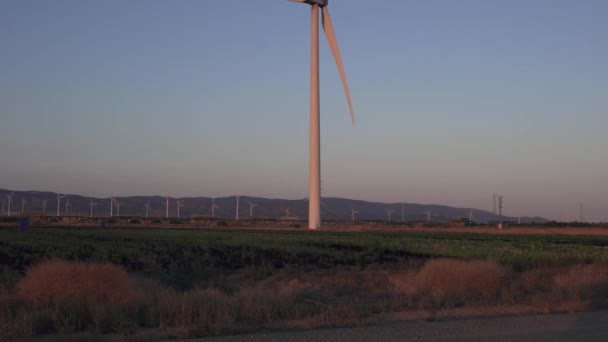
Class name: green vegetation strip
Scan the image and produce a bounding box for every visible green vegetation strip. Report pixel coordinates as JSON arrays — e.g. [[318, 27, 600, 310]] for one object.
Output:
[[1, 227, 608, 289]]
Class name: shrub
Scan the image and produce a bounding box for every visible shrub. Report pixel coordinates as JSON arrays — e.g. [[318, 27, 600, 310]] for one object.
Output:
[[17, 260, 137, 306], [401, 259, 506, 306], [553, 265, 608, 299]]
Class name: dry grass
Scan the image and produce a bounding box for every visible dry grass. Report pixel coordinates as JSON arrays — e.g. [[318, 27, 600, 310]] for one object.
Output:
[[3, 259, 608, 341], [389, 259, 506, 307], [17, 260, 137, 306], [553, 265, 608, 293]]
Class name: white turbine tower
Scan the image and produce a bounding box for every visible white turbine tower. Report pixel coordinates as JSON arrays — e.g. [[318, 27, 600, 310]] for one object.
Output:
[[235, 195, 240, 221], [115, 199, 122, 217], [248, 200, 258, 218], [424, 210, 432, 223], [466, 210, 474, 223], [165, 194, 170, 218], [211, 199, 219, 218], [64, 198, 71, 213], [6, 193, 14, 216], [290, 0, 355, 230], [144, 201, 151, 218], [42, 200, 47, 216], [109, 196, 114, 217], [56, 193, 64, 216], [21, 198, 26, 214], [284, 207, 291, 217], [90, 200, 96, 217], [177, 200, 184, 218], [386, 208, 393, 223], [351, 208, 358, 223]]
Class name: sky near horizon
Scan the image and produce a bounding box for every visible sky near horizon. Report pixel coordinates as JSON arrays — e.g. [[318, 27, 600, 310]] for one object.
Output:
[[1, 0, 607, 221]]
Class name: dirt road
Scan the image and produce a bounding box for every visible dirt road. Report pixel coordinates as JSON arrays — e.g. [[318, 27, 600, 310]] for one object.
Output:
[[195, 310, 608, 341]]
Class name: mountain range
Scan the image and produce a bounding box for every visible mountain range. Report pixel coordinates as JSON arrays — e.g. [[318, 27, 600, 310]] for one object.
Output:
[[0, 189, 549, 223]]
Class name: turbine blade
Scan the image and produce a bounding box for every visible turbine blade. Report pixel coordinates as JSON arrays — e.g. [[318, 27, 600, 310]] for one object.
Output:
[[322, 7, 355, 124]]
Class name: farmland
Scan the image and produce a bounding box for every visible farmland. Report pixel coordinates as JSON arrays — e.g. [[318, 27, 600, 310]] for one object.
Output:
[[2, 227, 608, 289], [1, 226, 608, 340]]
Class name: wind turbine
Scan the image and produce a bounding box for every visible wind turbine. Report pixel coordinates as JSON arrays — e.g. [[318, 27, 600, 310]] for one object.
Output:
[[284, 207, 291, 217], [109, 196, 114, 217], [248, 200, 258, 218], [42, 200, 47, 216], [64, 198, 71, 213], [289, 0, 355, 229], [90, 200, 96, 217], [144, 201, 151, 218], [235, 195, 240, 221], [386, 208, 393, 223], [424, 210, 432, 223], [114, 199, 122, 217], [21, 198, 26, 214], [211, 198, 219, 218], [56, 193, 64, 216], [6, 193, 14, 216], [165, 194, 170, 218], [351, 208, 358, 223], [177, 200, 184, 218], [466, 210, 474, 223]]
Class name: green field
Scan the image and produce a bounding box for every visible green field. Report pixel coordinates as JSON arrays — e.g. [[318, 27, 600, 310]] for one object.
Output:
[[2, 227, 608, 289]]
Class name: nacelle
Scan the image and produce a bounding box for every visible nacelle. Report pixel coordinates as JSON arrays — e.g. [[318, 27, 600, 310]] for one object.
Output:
[[304, 0, 328, 7]]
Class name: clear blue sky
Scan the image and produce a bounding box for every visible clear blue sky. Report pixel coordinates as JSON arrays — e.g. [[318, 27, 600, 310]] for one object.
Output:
[[1, 0, 607, 221]]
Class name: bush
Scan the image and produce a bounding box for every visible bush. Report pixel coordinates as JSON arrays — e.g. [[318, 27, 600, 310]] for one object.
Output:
[[391, 259, 506, 307], [17, 260, 137, 306], [553, 265, 608, 300]]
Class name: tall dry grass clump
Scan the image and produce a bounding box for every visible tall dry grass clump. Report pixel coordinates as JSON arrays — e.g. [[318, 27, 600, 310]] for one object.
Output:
[[552, 264, 608, 302], [16, 260, 137, 305], [402, 259, 507, 306]]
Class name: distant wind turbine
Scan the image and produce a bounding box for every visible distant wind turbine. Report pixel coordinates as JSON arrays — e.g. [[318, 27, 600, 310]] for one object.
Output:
[[21, 198, 26, 214], [424, 210, 432, 223], [90, 200, 96, 217], [289, 0, 356, 229], [211, 198, 219, 218], [177, 200, 184, 218], [56, 193, 64, 216], [466, 210, 474, 223], [109, 196, 114, 217], [386, 208, 393, 223], [64, 198, 71, 213], [284, 207, 291, 217], [235, 195, 240, 221], [144, 201, 151, 218], [165, 194, 170, 218], [248, 200, 258, 218], [351, 208, 358, 223], [6, 193, 14, 216], [42, 200, 47, 216], [115, 199, 122, 217]]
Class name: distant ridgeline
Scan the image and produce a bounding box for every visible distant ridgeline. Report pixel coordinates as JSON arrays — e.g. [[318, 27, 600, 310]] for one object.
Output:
[[0, 189, 548, 224]]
